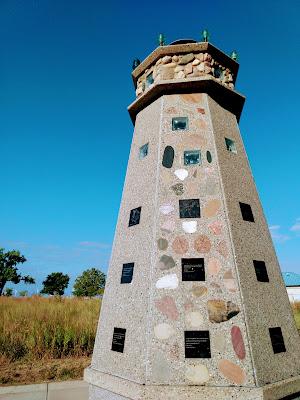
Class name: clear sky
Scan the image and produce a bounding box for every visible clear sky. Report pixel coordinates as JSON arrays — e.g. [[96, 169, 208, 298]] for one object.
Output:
[[1, 0, 299, 295]]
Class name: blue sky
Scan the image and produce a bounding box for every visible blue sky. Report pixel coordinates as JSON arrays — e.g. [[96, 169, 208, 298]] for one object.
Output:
[[1, 0, 299, 294]]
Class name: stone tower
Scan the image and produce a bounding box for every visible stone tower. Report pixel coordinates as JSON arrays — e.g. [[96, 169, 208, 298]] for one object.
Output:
[[85, 39, 300, 399]]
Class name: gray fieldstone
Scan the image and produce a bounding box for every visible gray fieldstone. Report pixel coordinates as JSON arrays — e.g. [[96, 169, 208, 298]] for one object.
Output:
[[178, 53, 194, 65]]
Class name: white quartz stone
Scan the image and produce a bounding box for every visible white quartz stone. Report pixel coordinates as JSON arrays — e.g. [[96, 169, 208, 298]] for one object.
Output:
[[185, 364, 210, 384], [174, 169, 188, 181], [159, 204, 174, 215], [186, 311, 203, 327], [154, 323, 175, 340], [182, 221, 197, 233], [156, 274, 178, 289]]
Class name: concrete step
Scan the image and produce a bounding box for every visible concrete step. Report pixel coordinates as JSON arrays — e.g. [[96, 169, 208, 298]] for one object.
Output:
[[0, 380, 88, 400]]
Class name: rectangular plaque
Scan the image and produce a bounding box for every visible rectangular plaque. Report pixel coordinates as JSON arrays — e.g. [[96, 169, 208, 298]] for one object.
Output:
[[253, 260, 269, 282], [179, 199, 200, 219], [121, 263, 134, 284], [269, 327, 286, 354], [111, 328, 126, 353], [182, 258, 205, 281], [239, 202, 255, 222], [185, 331, 211, 358], [128, 207, 141, 227]]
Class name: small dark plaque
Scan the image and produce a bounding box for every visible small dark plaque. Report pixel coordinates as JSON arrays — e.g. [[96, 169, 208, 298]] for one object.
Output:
[[185, 331, 211, 358], [182, 258, 205, 281], [162, 146, 174, 168], [239, 202, 255, 222], [253, 260, 269, 282], [121, 263, 134, 284], [111, 327, 126, 353], [206, 150, 212, 163], [179, 199, 200, 219], [269, 327, 286, 354], [128, 207, 141, 227]]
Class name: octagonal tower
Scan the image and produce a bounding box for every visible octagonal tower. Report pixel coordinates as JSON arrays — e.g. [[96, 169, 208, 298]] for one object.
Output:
[[85, 39, 300, 400]]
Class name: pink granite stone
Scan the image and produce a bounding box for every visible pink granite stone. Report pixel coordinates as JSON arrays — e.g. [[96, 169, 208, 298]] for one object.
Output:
[[194, 235, 211, 253], [172, 236, 189, 254], [218, 359, 246, 385], [161, 219, 175, 233], [208, 258, 221, 276], [155, 296, 179, 320], [231, 326, 246, 360], [217, 240, 229, 258], [194, 119, 207, 130], [224, 270, 237, 293], [208, 220, 222, 235]]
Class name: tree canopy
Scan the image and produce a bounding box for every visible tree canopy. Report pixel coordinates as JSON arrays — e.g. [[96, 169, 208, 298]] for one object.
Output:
[[0, 248, 35, 296], [40, 272, 70, 296], [73, 267, 106, 297]]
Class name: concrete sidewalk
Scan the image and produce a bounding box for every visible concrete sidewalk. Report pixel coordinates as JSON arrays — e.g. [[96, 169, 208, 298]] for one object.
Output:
[[0, 380, 88, 400]]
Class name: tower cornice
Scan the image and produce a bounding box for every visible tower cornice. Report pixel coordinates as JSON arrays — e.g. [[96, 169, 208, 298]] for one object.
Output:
[[128, 76, 245, 124]]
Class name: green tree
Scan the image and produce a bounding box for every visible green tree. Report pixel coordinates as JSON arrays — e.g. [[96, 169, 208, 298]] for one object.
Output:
[[19, 290, 28, 297], [73, 268, 106, 297], [0, 248, 35, 296], [40, 272, 70, 296], [4, 287, 13, 296]]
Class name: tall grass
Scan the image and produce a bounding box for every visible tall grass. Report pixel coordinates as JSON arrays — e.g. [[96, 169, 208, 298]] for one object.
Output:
[[0, 296, 100, 362]]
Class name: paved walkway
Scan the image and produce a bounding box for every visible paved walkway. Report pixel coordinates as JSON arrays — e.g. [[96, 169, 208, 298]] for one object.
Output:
[[0, 380, 88, 400]]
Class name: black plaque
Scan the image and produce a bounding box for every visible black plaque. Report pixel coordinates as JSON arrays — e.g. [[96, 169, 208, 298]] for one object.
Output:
[[111, 327, 126, 353], [162, 146, 174, 168], [269, 327, 286, 354], [179, 199, 200, 219], [128, 207, 141, 227], [182, 258, 205, 281], [253, 260, 269, 282], [239, 202, 255, 222], [121, 263, 134, 284], [185, 331, 211, 358]]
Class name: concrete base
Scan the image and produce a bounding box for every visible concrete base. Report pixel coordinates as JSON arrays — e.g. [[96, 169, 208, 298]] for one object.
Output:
[[85, 367, 300, 400]]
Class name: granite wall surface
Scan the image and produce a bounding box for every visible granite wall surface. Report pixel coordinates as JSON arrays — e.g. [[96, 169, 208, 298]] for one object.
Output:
[[90, 91, 300, 392]]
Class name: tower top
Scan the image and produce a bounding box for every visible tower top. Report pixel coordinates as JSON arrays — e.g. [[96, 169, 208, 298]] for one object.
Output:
[[128, 41, 245, 124]]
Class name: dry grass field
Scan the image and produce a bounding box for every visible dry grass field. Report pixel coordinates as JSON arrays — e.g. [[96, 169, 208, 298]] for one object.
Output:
[[0, 296, 100, 385], [292, 301, 300, 331], [0, 297, 299, 386]]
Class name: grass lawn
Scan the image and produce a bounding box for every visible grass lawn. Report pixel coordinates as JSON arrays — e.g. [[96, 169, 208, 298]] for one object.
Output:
[[0, 296, 100, 385]]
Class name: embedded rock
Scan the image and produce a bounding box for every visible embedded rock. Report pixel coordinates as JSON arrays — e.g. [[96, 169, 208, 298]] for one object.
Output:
[[171, 183, 184, 196], [231, 326, 246, 360], [190, 284, 208, 297], [156, 273, 178, 290], [207, 300, 240, 323], [157, 238, 168, 250], [162, 55, 172, 64], [159, 255, 176, 270], [172, 236, 189, 254], [179, 53, 195, 65], [184, 63, 193, 74], [154, 323, 175, 340], [194, 235, 211, 253], [155, 296, 179, 320], [186, 364, 210, 384], [218, 359, 246, 385], [186, 311, 203, 328]]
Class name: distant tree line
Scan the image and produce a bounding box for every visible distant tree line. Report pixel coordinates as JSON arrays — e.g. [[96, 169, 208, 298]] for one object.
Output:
[[0, 247, 106, 297]]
